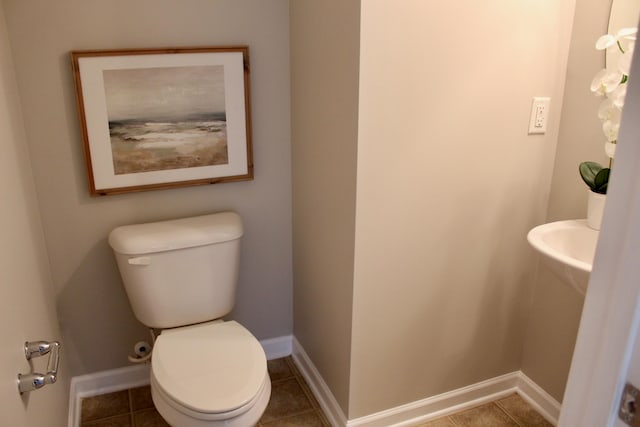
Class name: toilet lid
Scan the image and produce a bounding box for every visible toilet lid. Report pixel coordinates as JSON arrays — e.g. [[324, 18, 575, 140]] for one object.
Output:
[[151, 321, 267, 414]]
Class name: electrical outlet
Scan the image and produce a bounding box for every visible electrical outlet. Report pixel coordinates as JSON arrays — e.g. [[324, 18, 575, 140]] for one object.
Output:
[[528, 97, 551, 134]]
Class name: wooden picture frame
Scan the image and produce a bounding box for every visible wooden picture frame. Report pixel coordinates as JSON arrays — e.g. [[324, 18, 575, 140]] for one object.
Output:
[[71, 47, 252, 196]]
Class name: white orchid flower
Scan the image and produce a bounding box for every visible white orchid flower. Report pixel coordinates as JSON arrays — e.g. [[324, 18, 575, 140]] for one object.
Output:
[[609, 84, 628, 109], [590, 68, 623, 96], [618, 43, 634, 75], [605, 141, 616, 158], [596, 27, 638, 51], [596, 34, 616, 50], [616, 27, 638, 44], [589, 29, 635, 161], [603, 119, 620, 142], [598, 98, 623, 121], [617, 27, 638, 38]]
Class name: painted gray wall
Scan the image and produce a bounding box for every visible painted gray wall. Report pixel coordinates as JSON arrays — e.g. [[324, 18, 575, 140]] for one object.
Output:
[[3, 0, 292, 376], [290, 0, 360, 414]]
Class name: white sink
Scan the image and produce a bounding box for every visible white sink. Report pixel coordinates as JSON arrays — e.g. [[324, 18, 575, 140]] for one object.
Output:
[[527, 219, 599, 295]]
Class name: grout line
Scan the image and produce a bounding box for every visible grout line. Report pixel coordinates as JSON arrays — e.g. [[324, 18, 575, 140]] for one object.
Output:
[[288, 358, 330, 425], [296, 375, 322, 410], [270, 376, 296, 384], [492, 401, 524, 427], [81, 413, 132, 427], [316, 408, 331, 427], [285, 355, 302, 378], [262, 409, 319, 426], [128, 388, 135, 427]]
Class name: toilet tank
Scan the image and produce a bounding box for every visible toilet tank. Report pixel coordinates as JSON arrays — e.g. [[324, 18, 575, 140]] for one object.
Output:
[[108, 212, 243, 329]]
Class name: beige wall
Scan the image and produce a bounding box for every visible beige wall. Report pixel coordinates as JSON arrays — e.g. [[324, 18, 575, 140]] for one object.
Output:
[[521, 269, 585, 401], [0, 3, 69, 424], [349, 0, 575, 417], [290, 0, 360, 414], [521, 0, 612, 401], [3, 0, 292, 376]]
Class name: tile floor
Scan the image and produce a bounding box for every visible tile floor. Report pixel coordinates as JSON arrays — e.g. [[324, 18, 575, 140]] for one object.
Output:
[[80, 356, 329, 426], [413, 394, 553, 427], [80, 356, 551, 427]]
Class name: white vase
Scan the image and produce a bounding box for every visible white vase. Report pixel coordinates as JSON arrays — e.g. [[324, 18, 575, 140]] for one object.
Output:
[[587, 190, 606, 230]]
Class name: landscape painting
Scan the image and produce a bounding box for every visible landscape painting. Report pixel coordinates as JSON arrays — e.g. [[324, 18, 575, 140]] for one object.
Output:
[[71, 47, 252, 196], [104, 65, 229, 174]]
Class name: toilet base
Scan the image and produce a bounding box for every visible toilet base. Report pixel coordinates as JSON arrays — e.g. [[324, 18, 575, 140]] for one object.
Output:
[[150, 371, 271, 427]]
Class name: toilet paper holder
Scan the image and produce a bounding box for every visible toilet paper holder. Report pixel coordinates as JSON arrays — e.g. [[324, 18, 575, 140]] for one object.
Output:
[[18, 340, 60, 394]]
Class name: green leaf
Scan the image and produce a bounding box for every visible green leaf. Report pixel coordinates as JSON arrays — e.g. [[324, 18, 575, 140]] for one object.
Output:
[[579, 161, 603, 190], [593, 168, 610, 194]]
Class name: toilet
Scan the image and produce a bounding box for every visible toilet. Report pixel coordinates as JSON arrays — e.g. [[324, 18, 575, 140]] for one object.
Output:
[[108, 212, 271, 427]]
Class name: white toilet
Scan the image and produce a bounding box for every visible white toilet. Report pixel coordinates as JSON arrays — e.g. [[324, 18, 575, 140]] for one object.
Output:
[[108, 212, 271, 427]]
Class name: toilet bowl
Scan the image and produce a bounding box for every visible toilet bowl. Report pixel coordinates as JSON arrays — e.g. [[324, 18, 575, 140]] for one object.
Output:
[[149, 321, 270, 427]]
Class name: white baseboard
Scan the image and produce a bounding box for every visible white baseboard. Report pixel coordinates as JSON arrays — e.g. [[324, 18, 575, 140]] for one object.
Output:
[[292, 337, 561, 427], [291, 337, 349, 427], [68, 364, 151, 427], [261, 334, 293, 360], [515, 372, 562, 425], [67, 334, 293, 427]]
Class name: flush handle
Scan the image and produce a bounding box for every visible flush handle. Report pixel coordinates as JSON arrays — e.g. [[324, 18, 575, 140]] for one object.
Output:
[[18, 340, 60, 394], [128, 256, 151, 266]]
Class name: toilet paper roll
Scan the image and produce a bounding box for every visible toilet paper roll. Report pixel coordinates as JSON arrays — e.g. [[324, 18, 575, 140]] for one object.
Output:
[[134, 341, 151, 357]]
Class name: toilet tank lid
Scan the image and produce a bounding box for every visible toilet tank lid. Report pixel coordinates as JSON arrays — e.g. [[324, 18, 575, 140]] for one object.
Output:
[[108, 212, 243, 255]]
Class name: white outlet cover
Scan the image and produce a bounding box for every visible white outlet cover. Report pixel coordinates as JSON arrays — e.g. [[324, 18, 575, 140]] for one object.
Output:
[[528, 97, 551, 134]]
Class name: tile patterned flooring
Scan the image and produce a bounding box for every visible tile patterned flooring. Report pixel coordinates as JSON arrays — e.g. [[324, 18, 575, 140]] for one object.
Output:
[[80, 357, 329, 426], [80, 356, 551, 427], [414, 393, 553, 426]]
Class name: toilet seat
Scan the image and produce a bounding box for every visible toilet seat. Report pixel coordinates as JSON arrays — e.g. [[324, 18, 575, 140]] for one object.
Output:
[[151, 369, 270, 423], [151, 320, 268, 418]]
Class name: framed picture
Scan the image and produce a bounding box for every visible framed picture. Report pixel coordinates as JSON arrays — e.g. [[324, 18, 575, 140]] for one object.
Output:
[[71, 47, 252, 196]]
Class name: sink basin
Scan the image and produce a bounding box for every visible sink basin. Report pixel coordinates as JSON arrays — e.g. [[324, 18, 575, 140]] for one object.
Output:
[[527, 219, 599, 295]]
